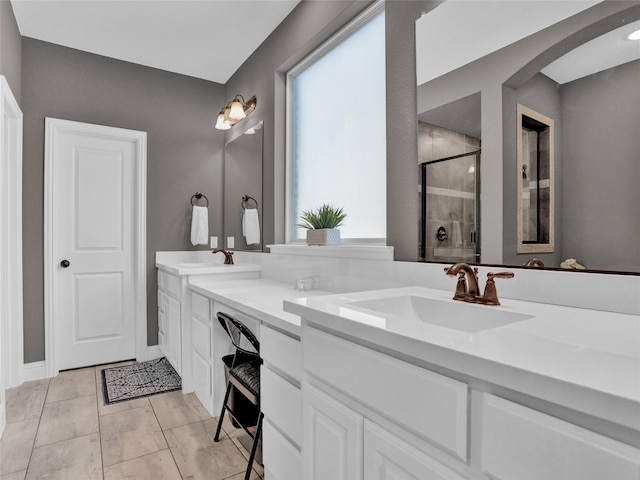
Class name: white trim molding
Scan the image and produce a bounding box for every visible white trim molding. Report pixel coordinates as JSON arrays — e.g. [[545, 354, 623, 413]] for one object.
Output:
[[0, 76, 24, 391], [44, 118, 147, 377], [23, 362, 46, 383]]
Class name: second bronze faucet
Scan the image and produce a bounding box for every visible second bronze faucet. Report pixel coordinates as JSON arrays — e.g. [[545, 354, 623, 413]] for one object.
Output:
[[444, 263, 514, 306]]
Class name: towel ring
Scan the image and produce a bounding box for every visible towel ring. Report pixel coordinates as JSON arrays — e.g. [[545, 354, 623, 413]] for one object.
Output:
[[191, 192, 209, 207], [242, 195, 258, 210]]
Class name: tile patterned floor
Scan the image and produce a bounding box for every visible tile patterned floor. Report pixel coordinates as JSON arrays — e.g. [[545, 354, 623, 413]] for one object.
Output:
[[0, 362, 263, 480]]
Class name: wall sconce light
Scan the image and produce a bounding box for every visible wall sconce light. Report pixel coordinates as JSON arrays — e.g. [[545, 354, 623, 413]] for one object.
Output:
[[215, 94, 257, 130]]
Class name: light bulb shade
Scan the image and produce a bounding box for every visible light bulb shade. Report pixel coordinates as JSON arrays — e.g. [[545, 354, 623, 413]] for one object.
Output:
[[215, 113, 231, 130], [229, 100, 246, 120], [223, 106, 233, 125]]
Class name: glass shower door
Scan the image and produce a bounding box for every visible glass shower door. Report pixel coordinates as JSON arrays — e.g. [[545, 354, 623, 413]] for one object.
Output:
[[420, 151, 480, 263]]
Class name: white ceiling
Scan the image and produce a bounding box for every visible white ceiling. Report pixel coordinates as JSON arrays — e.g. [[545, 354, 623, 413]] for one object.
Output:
[[416, 0, 640, 87], [10, 0, 301, 84], [541, 19, 640, 84]]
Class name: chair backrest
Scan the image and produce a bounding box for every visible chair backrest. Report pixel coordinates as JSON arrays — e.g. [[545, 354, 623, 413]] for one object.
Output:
[[217, 312, 260, 360]]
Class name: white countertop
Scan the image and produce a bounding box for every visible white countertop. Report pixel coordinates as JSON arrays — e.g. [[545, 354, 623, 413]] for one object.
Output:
[[188, 278, 331, 336], [156, 260, 261, 277], [284, 286, 640, 429]]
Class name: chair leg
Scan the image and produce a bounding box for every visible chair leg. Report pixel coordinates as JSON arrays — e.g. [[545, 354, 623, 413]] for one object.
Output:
[[244, 412, 264, 480], [214, 382, 233, 442]]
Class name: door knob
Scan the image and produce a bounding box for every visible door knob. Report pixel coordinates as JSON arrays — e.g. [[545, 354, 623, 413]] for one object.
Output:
[[60, 260, 70, 268]]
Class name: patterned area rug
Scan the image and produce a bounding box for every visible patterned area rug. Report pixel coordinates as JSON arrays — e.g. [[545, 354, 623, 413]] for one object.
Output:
[[101, 357, 181, 404]]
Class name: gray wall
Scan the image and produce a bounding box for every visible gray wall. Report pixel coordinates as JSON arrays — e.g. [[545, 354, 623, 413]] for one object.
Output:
[[224, 0, 434, 260], [561, 59, 640, 271], [0, 0, 22, 102], [384, 0, 439, 261], [21, 38, 226, 362], [223, 0, 377, 249]]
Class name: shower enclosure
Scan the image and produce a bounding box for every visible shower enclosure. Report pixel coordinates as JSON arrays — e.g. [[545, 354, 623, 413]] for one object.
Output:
[[419, 151, 480, 264]]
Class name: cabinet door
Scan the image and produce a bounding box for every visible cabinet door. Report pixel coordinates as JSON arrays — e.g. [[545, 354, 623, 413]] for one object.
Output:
[[482, 394, 640, 480], [263, 418, 303, 480], [157, 291, 167, 356], [304, 383, 363, 480], [364, 421, 465, 480], [164, 293, 181, 374]]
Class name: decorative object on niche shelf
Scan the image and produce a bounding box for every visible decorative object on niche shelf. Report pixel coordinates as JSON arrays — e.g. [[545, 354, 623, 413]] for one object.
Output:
[[560, 258, 586, 270], [297, 204, 346, 246], [215, 94, 257, 130]]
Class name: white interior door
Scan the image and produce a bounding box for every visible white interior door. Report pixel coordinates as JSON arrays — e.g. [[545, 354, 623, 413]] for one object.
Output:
[[45, 118, 147, 372]]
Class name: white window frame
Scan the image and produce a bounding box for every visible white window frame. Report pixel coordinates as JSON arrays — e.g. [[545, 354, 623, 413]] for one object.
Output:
[[285, 1, 386, 244]]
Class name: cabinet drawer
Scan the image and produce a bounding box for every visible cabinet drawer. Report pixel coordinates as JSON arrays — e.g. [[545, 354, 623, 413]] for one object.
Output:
[[191, 292, 210, 319], [262, 366, 302, 447], [192, 315, 212, 360], [263, 418, 302, 480], [304, 327, 468, 460], [482, 394, 640, 479], [261, 326, 302, 383], [163, 272, 181, 298]]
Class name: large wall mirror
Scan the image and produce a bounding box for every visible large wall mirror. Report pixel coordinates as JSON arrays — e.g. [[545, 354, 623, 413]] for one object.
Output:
[[416, 1, 640, 273], [223, 120, 264, 251]]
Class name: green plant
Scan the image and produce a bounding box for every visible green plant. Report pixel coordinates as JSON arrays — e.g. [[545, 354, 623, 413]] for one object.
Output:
[[297, 204, 346, 230]]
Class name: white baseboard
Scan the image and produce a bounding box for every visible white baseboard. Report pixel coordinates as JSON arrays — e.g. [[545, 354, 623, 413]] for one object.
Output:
[[146, 345, 162, 360], [21, 346, 162, 383], [23, 361, 46, 382]]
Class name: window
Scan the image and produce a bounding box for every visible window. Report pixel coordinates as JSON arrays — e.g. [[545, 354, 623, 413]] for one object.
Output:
[[286, 3, 386, 242]]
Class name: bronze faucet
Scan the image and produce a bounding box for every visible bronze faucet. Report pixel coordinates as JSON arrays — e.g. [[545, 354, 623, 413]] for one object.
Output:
[[212, 248, 234, 265], [443, 263, 480, 301], [444, 263, 514, 306], [524, 258, 545, 267]]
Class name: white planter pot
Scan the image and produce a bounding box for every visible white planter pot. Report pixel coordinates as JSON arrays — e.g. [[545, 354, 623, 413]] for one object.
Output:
[[306, 228, 341, 246]]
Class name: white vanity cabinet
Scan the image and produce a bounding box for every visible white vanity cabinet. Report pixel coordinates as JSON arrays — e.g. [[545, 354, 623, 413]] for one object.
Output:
[[190, 292, 214, 412], [301, 324, 640, 480], [302, 325, 470, 480], [189, 298, 260, 417], [157, 264, 260, 395], [261, 325, 303, 480], [157, 270, 183, 375]]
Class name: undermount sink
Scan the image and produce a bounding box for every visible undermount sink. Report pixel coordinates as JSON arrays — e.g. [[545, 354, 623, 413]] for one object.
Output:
[[347, 295, 533, 333], [179, 262, 229, 268]]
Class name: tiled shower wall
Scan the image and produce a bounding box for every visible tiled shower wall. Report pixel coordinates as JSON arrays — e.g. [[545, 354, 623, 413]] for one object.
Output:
[[418, 121, 480, 263]]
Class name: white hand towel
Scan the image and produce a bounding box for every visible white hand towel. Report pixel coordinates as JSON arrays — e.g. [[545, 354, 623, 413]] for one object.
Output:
[[191, 206, 209, 246], [242, 208, 260, 245]]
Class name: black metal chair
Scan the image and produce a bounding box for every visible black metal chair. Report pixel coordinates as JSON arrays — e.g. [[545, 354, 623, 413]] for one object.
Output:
[[214, 312, 263, 480]]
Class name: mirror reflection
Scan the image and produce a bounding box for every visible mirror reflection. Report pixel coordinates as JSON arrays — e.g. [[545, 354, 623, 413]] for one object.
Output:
[[418, 95, 481, 264], [416, 2, 640, 273], [223, 121, 264, 251], [517, 104, 554, 253]]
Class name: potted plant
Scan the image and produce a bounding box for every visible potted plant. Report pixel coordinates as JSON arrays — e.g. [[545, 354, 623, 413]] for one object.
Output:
[[297, 204, 346, 246]]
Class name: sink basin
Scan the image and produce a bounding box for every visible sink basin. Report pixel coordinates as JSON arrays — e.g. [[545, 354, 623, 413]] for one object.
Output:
[[347, 295, 533, 333], [179, 262, 226, 268]]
